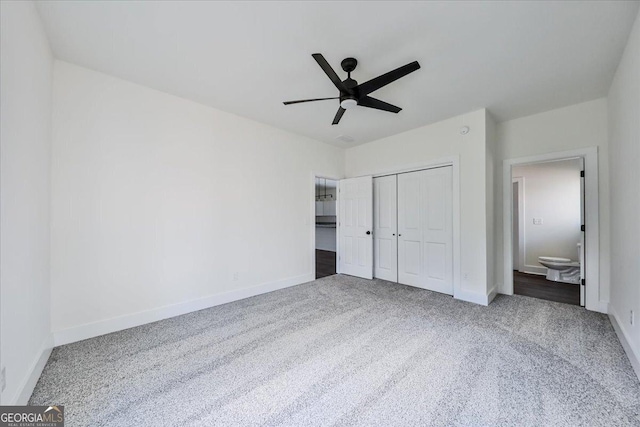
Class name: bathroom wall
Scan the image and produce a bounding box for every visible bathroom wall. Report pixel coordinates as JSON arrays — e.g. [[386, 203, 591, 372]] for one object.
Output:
[[512, 158, 583, 274]]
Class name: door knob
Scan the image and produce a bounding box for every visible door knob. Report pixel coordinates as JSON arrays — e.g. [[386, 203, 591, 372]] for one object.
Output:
[[366, 231, 371, 235]]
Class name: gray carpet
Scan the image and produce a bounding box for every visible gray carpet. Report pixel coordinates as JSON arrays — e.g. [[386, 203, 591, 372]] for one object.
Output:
[[30, 275, 640, 426]]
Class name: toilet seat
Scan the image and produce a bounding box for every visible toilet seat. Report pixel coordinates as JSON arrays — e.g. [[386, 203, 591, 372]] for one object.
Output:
[[538, 255, 581, 284], [539, 256, 571, 263], [538, 256, 580, 269]]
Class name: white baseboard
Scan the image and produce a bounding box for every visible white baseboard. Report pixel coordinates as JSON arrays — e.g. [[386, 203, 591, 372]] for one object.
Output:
[[487, 286, 498, 304], [595, 300, 609, 315], [523, 265, 547, 275], [10, 335, 53, 405], [53, 273, 314, 347], [455, 288, 494, 306], [495, 282, 513, 296], [609, 307, 640, 381]]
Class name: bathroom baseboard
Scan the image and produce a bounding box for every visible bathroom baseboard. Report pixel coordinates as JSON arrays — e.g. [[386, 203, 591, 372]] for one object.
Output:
[[523, 265, 546, 275]]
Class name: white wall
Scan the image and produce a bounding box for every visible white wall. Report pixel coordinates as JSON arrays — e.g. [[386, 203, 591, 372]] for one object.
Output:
[[0, 1, 53, 404], [512, 159, 582, 273], [607, 9, 640, 374], [345, 109, 493, 304], [50, 61, 344, 341], [495, 98, 610, 307]]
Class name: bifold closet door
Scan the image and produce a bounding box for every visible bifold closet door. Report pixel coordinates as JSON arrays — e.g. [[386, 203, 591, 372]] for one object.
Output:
[[338, 176, 373, 279], [373, 175, 397, 281], [398, 167, 453, 295], [398, 171, 423, 287]]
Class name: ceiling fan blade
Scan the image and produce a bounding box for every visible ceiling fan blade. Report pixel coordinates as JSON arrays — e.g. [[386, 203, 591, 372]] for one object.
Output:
[[312, 53, 352, 95], [356, 61, 420, 96], [357, 96, 402, 113], [332, 107, 346, 125], [283, 97, 339, 105]]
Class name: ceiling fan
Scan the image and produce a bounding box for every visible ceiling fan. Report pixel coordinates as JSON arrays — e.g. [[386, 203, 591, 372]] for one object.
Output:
[[283, 54, 420, 125]]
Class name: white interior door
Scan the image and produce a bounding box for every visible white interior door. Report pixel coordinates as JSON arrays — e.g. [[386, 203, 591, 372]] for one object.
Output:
[[339, 176, 373, 279], [374, 175, 397, 281], [398, 171, 424, 287], [423, 167, 453, 295], [398, 167, 453, 294]]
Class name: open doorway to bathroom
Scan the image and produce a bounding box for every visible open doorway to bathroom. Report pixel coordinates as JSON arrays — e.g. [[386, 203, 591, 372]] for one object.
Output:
[[511, 158, 584, 306], [315, 177, 337, 279]]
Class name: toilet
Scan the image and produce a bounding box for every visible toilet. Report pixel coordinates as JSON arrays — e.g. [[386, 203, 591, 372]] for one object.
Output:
[[537, 256, 580, 284]]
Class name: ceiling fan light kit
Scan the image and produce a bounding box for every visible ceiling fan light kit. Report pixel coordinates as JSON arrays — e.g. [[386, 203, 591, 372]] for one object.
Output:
[[340, 99, 357, 110], [284, 53, 420, 125]]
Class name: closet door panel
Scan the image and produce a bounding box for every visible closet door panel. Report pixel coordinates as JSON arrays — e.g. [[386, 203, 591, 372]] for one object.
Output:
[[423, 167, 453, 295], [373, 175, 398, 281], [398, 171, 424, 286]]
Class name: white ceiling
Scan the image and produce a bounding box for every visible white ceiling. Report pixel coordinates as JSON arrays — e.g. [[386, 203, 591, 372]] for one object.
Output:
[[36, 1, 639, 147]]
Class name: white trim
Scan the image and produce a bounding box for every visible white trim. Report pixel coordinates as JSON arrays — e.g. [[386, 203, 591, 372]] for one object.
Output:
[[347, 156, 462, 303], [609, 307, 640, 381], [597, 301, 609, 314], [487, 286, 498, 304], [502, 147, 603, 312], [523, 265, 547, 275], [456, 288, 493, 306], [451, 158, 461, 304], [512, 177, 525, 272], [9, 335, 53, 405], [367, 156, 458, 178], [53, 273, 313, 346]]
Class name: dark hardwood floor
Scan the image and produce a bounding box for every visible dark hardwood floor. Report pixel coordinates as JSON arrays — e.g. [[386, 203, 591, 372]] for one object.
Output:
[[316, 250, 336, 279], [513, 271, 580, 305]]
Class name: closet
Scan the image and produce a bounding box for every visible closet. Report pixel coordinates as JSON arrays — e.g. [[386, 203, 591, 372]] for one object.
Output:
[[373, 166, 453, 295]]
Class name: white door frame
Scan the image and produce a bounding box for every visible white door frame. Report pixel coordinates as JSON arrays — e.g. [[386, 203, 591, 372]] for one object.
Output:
[[502, 147, 602, 312], [352, 155, 461, 300], [512, 177, 525, 272], [310, 172, 342, 279]]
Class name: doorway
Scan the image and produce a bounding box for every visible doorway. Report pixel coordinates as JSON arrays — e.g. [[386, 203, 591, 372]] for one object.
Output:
[[315, 177, 337, 279], [504, 147, 601, 311]]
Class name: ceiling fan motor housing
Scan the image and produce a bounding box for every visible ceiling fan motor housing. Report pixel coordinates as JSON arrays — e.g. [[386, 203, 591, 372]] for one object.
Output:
[[341, 57, 358, 73], [341, 57, 359, 104], [340, 78, 359, 103]]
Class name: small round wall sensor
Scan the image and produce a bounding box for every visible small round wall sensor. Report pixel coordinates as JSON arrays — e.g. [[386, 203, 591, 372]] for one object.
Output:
[[460, 126, 470, 135]]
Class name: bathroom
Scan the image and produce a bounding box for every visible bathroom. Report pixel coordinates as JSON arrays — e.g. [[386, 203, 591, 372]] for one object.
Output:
[[512, 158, 584, 305]]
